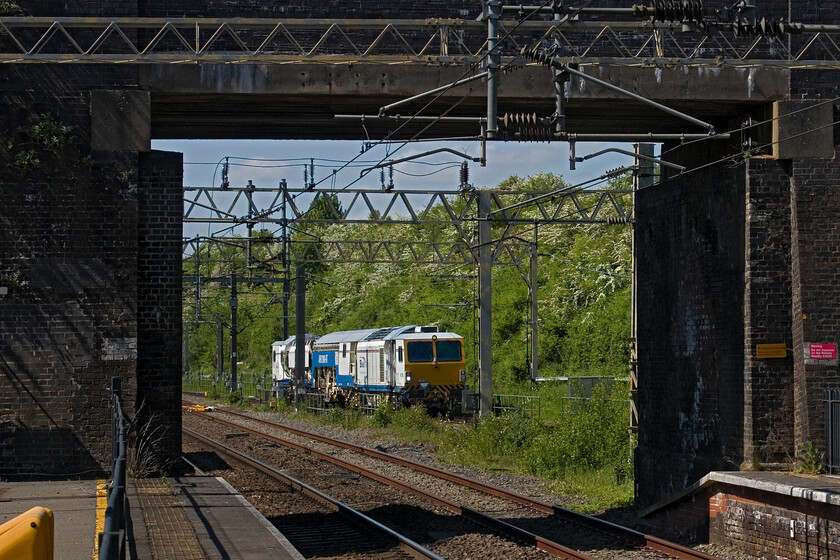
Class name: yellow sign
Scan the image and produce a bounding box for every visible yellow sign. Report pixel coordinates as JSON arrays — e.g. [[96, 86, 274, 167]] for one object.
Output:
[[756, 344, 787, 359]]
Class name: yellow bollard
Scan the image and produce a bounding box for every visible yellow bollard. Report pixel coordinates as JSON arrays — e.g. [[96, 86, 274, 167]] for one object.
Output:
[[0, 506, 54, 560]]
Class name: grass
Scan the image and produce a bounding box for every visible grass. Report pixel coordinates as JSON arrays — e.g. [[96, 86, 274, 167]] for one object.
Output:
[[545, 468, 634, 514]]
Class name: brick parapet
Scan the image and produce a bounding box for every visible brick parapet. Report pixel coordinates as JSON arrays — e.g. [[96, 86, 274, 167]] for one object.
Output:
[[643, 474, 840, 560]]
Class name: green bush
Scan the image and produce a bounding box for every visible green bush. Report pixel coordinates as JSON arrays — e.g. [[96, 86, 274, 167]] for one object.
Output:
[[390, 405, 437, 433], [0, 1, 21, 16], [795, 441, 825, 474], [324, 406, 363, 430], [372, 402, 395, 427], [441, 412, 542, 470], [522, 383, 630, 478]]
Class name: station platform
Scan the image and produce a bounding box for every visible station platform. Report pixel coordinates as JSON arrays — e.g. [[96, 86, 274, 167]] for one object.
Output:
[[0, 476, 304, 560], [640, 470, 840, 559]]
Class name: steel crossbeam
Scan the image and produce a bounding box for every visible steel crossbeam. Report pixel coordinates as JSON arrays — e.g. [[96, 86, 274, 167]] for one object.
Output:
[[182, 235, 530, 266], [183, 186, 633, 226], [2, 17, 840, 67], [286, 239, 531, 266]]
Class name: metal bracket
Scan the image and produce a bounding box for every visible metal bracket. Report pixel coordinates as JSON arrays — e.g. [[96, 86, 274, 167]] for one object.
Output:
[[572, 146, 686, 171], [360, 147, 483, 177]]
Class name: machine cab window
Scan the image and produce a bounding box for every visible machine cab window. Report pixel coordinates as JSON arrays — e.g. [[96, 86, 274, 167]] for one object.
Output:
[[406, 341, 433, 362], [436, 340, 461, 362]]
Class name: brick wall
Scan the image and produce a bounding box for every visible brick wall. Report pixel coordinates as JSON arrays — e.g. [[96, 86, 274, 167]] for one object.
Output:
[[790, 159, 840, 451], [0, 148, 139, 475], [743, 159, 794, 465], [137, 151, 184, 469], [635, 163, 747, 508], [710, 491, 839, 559], [0, 60, 145, 475], [638, 152, 839, 508]]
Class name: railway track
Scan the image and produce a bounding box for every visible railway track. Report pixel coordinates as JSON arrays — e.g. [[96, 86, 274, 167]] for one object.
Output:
[[184, 416, 573, 559], [183, 427, 442, 560], [183, 400, 726, 560]]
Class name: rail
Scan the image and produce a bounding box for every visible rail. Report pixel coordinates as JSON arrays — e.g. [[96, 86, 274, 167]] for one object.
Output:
[[184, 421, 591, 559], [98, 377, 127, 560]]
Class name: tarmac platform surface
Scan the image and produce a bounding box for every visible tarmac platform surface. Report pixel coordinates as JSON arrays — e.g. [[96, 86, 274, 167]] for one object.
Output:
[[0, 476, 303, 560], [0, 479, 98, 560]]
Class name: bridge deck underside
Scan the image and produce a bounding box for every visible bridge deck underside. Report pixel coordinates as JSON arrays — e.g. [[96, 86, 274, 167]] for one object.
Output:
[[144, 63, 788, 140]]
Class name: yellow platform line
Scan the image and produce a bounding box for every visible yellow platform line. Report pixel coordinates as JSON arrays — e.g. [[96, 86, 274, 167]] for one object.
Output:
[[93, 479, 107, 560]]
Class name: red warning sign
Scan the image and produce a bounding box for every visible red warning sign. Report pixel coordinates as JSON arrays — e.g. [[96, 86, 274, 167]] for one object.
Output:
[[809, 343, 837, 360]]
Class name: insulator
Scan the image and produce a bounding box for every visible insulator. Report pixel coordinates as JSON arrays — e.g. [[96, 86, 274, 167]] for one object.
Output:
[[514, 127, 555, 142], [733, 17, 803, 37], [500, 113, 540, 130], [460, 161, 469, 187], [520, 45, 552, 66], [221, 156, 230, 189], [651, 0, 704, 24]]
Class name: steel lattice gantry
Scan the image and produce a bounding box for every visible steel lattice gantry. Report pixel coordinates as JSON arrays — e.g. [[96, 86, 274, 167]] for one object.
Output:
[[2, 16, 840, 67], [182, 184, 631, 268], [183, 185, 632, 227]]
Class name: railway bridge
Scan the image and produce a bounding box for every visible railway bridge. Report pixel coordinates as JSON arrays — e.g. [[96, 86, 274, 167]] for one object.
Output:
[[1, 0, 839, 518]]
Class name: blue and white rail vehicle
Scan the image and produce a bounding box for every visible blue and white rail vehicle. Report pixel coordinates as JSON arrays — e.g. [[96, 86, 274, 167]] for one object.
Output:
[[271, 334, 319, 398], [272, 325, 474, 415]]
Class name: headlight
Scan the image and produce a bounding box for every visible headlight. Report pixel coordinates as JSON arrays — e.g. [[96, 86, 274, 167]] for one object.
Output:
[[459, 369, 466, 382], [406, 371, 411, 381]]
